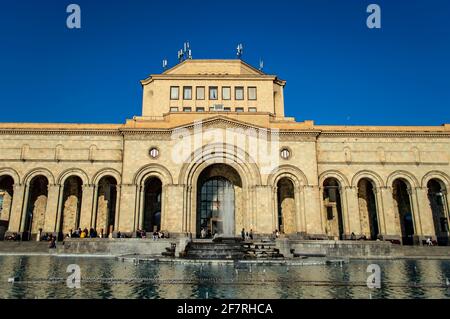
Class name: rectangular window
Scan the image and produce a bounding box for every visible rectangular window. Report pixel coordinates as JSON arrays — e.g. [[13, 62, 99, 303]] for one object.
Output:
[[183, 107, 192, 112], [170, 107, 179, 112], [222, 87, 231, 100], [209, 87, 218, 100], [196, 107, 205, 112], [196, 87, 205, 100], [248, 87, 257, 100], [235, 87, 244, 100], [248, 107, 257, 112], [170, 86, 179, 100], [236, 107, 244, 113], [183, 86, 192, 100], [224, 107, 231, 112]]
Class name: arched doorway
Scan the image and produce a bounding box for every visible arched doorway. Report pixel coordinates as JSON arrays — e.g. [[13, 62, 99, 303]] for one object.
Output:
[[196, 164, 242, 238], [95, 176, 117, 237], [0, 175, 14, 240], [24, 176, 49, 240], [143, 177, 162, 232], [277, 178, 296, 234], [357, 178, 379, 240], [60, 176, 83, 237], [323, 178, 344, 240], [427, 179, 449, 246], [393, 179, 415, 245]]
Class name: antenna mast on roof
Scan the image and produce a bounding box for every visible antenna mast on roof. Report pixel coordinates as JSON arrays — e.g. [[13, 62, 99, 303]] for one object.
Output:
[[178, 41, 192, 63], [236, 43, 243, 59]]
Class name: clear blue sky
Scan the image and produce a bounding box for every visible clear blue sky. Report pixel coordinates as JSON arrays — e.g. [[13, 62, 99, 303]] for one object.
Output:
[[0, 0, 449, 125]]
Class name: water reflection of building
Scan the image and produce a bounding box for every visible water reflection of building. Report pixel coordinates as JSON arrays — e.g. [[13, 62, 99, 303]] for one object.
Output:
[[0, 59, 449, 245]]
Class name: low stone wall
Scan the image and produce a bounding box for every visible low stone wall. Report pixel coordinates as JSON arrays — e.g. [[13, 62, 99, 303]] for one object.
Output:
[[58, 238, 175, 256], [286, 240, 393, 258]]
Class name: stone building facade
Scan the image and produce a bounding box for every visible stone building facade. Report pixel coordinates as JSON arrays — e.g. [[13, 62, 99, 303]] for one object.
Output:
[[0, 59, 449, 245]]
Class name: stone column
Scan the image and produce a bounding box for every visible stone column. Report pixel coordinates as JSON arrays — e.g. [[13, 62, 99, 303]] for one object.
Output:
[[256, 185, 273, 235], [272, 186, 278, 231], [117, 184, 138, 234], [163, 184, 184, 234], [114, 185, 121, 231], [294, 187, 304, 234], [409, 187, 424, 240], [378, 186, 398, 239], [19, 184, 30, 233], [138, 185, 145, 230], [44, 184, 61, 234], [343, 186, 361, 237], [414, 187, 434, 239], [373, 186, 386, 236], [7, 184, 26, 233], [303, 185, 324, 237], [54, 185, 65, 233], [79, 184, 95, 230]]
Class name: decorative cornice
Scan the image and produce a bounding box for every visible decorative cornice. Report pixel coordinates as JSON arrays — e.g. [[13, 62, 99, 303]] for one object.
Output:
[[0, 129, 122, 136]]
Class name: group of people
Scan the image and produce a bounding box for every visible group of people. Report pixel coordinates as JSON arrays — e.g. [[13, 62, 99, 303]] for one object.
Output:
[[241, 228, 254, 240], [136, 229, 167, 240], [67, 228, 106, 239]]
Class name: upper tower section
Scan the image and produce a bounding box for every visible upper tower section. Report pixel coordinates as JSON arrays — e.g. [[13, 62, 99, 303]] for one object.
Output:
[[140, 59, 286, 118]]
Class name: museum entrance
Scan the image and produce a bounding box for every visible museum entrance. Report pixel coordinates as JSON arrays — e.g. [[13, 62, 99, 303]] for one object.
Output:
[[196, 164, 242, 238]]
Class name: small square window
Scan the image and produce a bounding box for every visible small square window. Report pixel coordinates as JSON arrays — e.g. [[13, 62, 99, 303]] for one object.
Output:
[[222, 87, 231, 100], [196, 107, 205, 112], [235, 87, 244, 100], [249, 107, 257, 112], [183, 107, 192, 112], [170, 107, 179, 112], [196, 87, 205, 100], [236, 107, 244, 113], [170, 86, 179, 100], [248, 87, 257, 100], [183, 87, 192, 100], [209, 87, 218, 100]]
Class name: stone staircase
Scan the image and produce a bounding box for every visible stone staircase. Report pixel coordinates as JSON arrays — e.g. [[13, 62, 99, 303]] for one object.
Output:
[[183, 238, 246, 260], [243, 242, 284, 259], [161, 242, 176, 258]]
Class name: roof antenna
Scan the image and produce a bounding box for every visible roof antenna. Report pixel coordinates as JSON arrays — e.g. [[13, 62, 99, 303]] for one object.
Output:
[[236, 43, 243, 59], [162, 58, 168, 70], [178, 41, 192, 62], [259, 58, 264, 71]]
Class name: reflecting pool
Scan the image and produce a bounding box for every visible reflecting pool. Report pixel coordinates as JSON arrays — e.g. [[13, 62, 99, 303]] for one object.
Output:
[[0, 256, 449, 299]]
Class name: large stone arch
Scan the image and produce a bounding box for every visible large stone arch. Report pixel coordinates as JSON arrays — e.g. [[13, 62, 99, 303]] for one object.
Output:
[[93, 168, 122, 186], [179, 143, 262, 187], [0, 168, 21, 184], [387, 170, 419, 189], [351, 170, 384, 188], [133, 164, 173, 187], [319, 170, 349, 239], [179, 143, 261, 235], [267, 165, 308, 235], [319, 170, 350, 187], [23, 168, 55, 186], [133, 164, 173, 233], [267, 165, 308, 188], [57, 168, 90, 186], [421, 171, 450, 189]]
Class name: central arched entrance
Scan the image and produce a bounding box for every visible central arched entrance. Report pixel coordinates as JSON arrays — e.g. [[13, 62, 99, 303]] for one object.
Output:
[[196, 164, 242, 238]]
